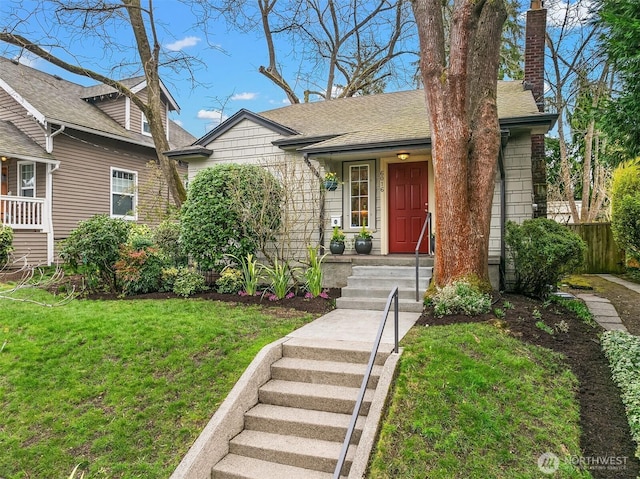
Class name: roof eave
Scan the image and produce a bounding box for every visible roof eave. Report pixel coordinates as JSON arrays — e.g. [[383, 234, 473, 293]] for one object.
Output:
[[301, 138, 432, 157], [164, 146, 213, 160]]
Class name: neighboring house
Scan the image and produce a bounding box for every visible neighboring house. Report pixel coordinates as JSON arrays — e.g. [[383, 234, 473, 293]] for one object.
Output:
[[166, 6, 555, 291], [548, 200, 583, 224], [0, 56, 194, 266]]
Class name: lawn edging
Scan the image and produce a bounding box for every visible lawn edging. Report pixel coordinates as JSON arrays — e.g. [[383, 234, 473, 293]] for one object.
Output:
[[169, 337, 287, 479], [601, 330, 640, 459]]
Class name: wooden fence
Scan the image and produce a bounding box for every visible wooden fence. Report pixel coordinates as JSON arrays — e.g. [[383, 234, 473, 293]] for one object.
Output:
[[565, 223, 626, 274]]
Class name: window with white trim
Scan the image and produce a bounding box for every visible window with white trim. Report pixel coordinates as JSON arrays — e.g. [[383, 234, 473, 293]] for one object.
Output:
[[111, 168, 137, 219], [141, 113, 152, 136], [18, 161, 36, 197], [344, 160, 375, 229]]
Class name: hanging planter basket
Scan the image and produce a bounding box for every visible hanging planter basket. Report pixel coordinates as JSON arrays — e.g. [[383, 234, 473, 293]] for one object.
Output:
[[324, 179, 338, 191]]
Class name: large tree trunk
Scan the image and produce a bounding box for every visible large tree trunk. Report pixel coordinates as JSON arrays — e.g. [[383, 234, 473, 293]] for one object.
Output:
[[412, 0, 507, 288]]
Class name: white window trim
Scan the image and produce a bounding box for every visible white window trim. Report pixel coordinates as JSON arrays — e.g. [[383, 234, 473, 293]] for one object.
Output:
[[141, 113, 152, 137], [110, 167, 138, 220], [17, 161, 36, 197], [343, 160, 376, 232]]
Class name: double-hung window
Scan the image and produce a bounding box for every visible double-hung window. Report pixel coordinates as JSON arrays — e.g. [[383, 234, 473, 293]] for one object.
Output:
[[142, 113, 152, 136], [18, 161, 36, 197], [111, 168, 137, 220]]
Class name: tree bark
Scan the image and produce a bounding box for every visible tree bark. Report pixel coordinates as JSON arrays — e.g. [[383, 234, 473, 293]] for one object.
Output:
[[412, 0, 506, 288]]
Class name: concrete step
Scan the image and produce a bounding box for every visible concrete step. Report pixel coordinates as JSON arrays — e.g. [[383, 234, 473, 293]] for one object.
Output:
[[259, 379, 374, 415], [340, 286, 426, 301], [351, 265, 432, 277], [244, 403, 365, 444], [350, 255, 434, 267], [212, 454, 337, 479], [283, 337, 392, 365], [228, 430, 355, 474], [336, 296, 424, 313], [271, 357, 381, 388], [345, 276, 429, 290]]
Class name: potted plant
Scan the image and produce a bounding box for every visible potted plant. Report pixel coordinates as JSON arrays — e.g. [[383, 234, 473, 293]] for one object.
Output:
[[354, 223, 373, 254], [329, 226, 346, 254], [324, 171, 338, 191]]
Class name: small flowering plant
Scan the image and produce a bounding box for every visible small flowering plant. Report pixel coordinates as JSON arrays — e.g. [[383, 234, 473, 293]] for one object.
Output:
[[324, 171, 338, 182]]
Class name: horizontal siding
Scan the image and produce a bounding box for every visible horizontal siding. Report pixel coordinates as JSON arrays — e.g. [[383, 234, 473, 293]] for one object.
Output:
[[11, 231, 48, 266], [94, 96, 127, 129], [50, 131, 170, 238], [0, 89, 47, 150]]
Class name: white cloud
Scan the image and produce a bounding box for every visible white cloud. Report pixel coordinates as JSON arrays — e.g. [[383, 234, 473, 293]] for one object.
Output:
[[231, 92, 257, 101], [545, 0, 597, 29], [165, 36, 201, 52], [172, 119, 184, 127], [197, 109, 227, 126], [13, 51, 42, 68]]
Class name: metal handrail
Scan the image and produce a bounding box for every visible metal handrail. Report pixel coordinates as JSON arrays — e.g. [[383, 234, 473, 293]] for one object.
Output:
[[333, 286, 399, 479], [415, 212, 432, 301]]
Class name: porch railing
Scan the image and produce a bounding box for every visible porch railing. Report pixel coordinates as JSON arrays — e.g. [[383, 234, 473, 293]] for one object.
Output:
[[0, 195, 46, 230]]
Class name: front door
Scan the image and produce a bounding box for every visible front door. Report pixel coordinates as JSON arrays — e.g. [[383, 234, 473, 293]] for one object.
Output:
[[388, 162, 429, 253]]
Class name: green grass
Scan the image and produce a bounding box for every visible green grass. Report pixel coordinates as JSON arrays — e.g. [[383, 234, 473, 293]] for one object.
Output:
[[369, 323, 590, 479], [0, 288, 314, 478]]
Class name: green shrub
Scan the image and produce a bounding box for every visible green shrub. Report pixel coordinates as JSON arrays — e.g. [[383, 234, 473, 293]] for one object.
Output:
[[153, 220, 188, 267], [216, 268, 243, 294], [172, 268, 208, 297], [611, 160, 640, 263], [114, 246, 164, 296], [180, 164, 282, 271], [601, 330, 640, 457], [0, 225, 14, 266], [160, 267, 180, 292], [429, 281, 491, 317], [59, 214, 131, 291], [505, 218, 586, 298]]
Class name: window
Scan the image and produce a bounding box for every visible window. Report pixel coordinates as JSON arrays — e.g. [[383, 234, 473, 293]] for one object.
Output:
[[142, 113, 152, 136], [111, 168, 137, 219], [344, 161, 375, 229], [18, 162, 36, 197]]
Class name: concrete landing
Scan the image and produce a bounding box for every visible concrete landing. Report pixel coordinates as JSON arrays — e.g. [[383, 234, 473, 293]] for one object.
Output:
[[287, 309, 420, 343]]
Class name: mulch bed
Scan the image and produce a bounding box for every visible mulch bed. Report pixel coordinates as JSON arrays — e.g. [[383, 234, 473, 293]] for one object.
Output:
[[418, 293, 640, 479]]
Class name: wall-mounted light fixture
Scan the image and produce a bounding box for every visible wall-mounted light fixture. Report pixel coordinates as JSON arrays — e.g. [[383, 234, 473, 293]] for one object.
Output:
[[397, 153, 410, 161], [1, 156, 7, 162]]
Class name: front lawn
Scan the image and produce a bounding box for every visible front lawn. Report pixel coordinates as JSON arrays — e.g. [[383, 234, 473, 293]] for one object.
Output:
[[369, 323, 590, 478], [0, 288, 314, 478]]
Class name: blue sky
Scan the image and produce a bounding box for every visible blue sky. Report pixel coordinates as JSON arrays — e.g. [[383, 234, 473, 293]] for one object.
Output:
[[0, 0, 300, 139], [0, 0, 591, 140]]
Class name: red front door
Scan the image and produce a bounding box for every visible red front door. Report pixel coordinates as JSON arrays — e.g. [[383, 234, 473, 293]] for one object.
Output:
[[388, 162, 429, 253]]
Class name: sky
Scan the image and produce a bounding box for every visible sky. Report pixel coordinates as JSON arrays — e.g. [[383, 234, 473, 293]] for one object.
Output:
[[0, 0, 302, 139], [0, 0, 594, 140]]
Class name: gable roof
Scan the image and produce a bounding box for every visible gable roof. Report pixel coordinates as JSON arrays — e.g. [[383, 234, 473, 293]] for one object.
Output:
[[0, 120, 55, 163], [190, 81, 556, 156], [81, 76, 181, 112], [0, 57, 193, 150]]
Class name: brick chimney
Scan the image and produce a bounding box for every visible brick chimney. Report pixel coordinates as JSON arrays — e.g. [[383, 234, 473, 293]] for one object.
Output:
[[525, 0, 548, 218]]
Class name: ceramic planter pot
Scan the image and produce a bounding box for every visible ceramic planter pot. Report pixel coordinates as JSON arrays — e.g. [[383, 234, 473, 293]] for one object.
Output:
[[329, 241, 345, 254], [354, 238, 372, 254]]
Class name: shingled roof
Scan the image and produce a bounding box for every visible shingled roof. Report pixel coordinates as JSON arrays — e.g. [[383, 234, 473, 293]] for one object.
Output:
[[193, 81, 555, 155], [0, 121, 54, 162], [0, 57, 193, 150]]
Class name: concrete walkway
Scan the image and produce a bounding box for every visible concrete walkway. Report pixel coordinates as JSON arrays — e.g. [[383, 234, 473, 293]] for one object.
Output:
[[575, 274, 640, 333], [287, 309, 421, 344]]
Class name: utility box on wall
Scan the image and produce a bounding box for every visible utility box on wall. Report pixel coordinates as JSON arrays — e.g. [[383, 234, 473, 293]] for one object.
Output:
[[330, 216, 342, 228]]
